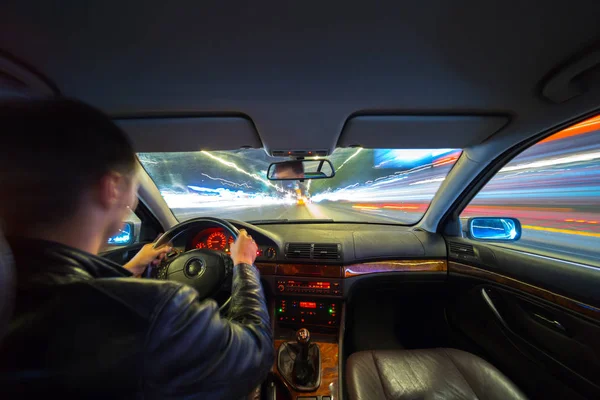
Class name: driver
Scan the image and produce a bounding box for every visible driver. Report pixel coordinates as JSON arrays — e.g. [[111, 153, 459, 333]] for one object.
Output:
[[0, 98, 274, 399], [272, 161, 304, 179]]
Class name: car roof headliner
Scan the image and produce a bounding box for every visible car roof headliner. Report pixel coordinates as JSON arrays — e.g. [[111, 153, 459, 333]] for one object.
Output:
[[1, 1, 600, 154]]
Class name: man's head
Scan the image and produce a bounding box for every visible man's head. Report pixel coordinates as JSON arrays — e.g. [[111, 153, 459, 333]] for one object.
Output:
[[273, 161, 304, 179], [0, 98, 139, 253]]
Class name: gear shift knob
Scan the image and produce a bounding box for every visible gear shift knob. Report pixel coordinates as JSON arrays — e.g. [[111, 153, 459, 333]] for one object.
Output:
[[296, 328, 310, 345]]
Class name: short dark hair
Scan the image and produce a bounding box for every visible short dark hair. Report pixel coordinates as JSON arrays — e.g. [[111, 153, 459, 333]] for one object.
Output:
[[0, 98, 137, 234], [289, 161, 304, 175]]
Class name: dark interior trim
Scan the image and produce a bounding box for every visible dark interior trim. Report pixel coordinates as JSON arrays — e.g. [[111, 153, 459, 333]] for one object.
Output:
[[449, 261, 600, 322], [337, 302, 346, 400], [0, 49, 61, 96], [134, 199, 163, 242]]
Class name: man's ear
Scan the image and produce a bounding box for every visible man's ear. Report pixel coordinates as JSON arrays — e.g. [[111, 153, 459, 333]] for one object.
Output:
[[97, 172, 123, 209]]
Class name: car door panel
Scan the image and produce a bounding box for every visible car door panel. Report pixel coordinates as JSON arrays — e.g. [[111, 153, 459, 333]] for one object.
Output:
[[485, 286, 600, 382], [448, 238, 600, 305], [446, 240, 600, 399]]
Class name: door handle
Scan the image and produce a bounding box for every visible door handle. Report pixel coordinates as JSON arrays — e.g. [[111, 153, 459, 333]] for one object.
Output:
[[481, 288, 509, 329], [531, 312, 567, 333]]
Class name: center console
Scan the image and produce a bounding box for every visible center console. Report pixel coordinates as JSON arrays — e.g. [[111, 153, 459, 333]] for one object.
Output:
[[267, 271, 344, 400], [276, 297, 340, 328]]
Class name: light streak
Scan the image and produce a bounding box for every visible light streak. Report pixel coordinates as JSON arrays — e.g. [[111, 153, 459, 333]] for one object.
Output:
[[162, 189, 296, 209], [200, 150, 285, 192], [200, 173, 253, 189], [540, 115, 600, 143], [336, 148, 363, 172], [374, 149, 456, 168], [409, 177, 446, 185], [523, 225, 600, 238], [501, 151, 600, 172]]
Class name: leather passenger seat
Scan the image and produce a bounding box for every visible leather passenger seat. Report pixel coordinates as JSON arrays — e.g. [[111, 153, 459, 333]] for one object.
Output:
[[347, 348, 527, 399]]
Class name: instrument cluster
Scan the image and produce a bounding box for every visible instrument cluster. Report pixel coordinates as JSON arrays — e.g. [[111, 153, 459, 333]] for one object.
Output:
[[189, 227, 277, 260], [190, 228, 234, 252]]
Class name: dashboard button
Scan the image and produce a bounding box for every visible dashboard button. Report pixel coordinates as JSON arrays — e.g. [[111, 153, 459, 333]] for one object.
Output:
[[265, 248, 277, 259], [277, 284, 285, 292]]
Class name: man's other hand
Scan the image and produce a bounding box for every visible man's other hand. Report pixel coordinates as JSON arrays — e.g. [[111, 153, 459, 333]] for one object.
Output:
[[231, 229, 258, 266], [124, 243, 172, 277]]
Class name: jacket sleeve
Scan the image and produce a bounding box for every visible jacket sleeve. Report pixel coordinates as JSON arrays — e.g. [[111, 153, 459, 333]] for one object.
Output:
[[143, 264, 274, 399]]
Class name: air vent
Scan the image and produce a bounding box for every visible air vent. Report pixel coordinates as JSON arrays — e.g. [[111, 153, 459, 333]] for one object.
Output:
[[285, 243, 342, 260], [313, 244, 341, 260], [448, 241, 475, 257], [285, 243, 312, 259]]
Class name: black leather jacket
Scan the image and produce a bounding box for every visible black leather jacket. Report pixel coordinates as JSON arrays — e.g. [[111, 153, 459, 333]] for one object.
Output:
[[0, 238, 274, 399]]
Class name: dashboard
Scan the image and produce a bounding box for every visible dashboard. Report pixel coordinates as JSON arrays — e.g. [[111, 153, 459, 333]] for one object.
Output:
[[188, 227, 278, 261], [154, 219, 447, 318], [177, 220, 447, 266]]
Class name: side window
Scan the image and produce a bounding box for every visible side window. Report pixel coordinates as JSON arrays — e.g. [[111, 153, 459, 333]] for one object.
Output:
[[461, 115, 600, 265], [101, 210, 142, 252]]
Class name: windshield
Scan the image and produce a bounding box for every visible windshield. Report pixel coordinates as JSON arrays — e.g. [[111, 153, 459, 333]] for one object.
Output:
[[138, 148, 461, 224]]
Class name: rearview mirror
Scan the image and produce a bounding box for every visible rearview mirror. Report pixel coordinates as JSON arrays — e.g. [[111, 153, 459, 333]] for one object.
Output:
[[467, 217, 521, 241], [107, 222, 134, 245], [267, 159, 335, 181]]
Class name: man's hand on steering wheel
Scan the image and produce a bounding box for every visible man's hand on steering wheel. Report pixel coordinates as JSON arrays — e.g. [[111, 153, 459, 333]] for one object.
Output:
[[125, 242, 173, 277], [231, 229, 258, 266]]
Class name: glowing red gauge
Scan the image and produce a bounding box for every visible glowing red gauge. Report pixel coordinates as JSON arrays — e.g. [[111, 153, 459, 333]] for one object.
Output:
[[225, 236, 234, 253], [195, 242, 207, 249], [207, 232, 227, 250]]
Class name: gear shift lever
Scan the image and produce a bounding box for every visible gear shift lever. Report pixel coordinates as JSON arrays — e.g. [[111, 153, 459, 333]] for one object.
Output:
[[293, 328, 315, 386], [277, 328, 322, 391]]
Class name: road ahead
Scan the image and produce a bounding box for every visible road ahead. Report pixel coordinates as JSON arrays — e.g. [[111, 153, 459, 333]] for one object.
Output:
[[173, 202, 600, 265]]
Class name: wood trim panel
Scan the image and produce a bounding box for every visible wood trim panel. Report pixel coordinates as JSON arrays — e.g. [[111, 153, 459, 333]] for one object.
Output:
[[276, 264, 343, 278], [273, 340, 339, 398], [255, 263, 343, 277], [449, 261, 600, 321], [343, 260, 447, 278], [258, 260, 447, 278], [255, 263, 276, 276]]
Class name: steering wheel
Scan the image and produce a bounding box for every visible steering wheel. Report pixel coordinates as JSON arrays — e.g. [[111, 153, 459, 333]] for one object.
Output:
[[145, 217, 239, 311]]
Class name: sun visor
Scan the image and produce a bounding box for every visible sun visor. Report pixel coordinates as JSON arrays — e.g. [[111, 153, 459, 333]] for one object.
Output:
[[338, 115, 509, 149], [115, 116, 263, 152]]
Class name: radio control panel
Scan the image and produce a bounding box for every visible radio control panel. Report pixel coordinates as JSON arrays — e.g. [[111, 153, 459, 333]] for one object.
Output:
[[275, 277, 342, 296]]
